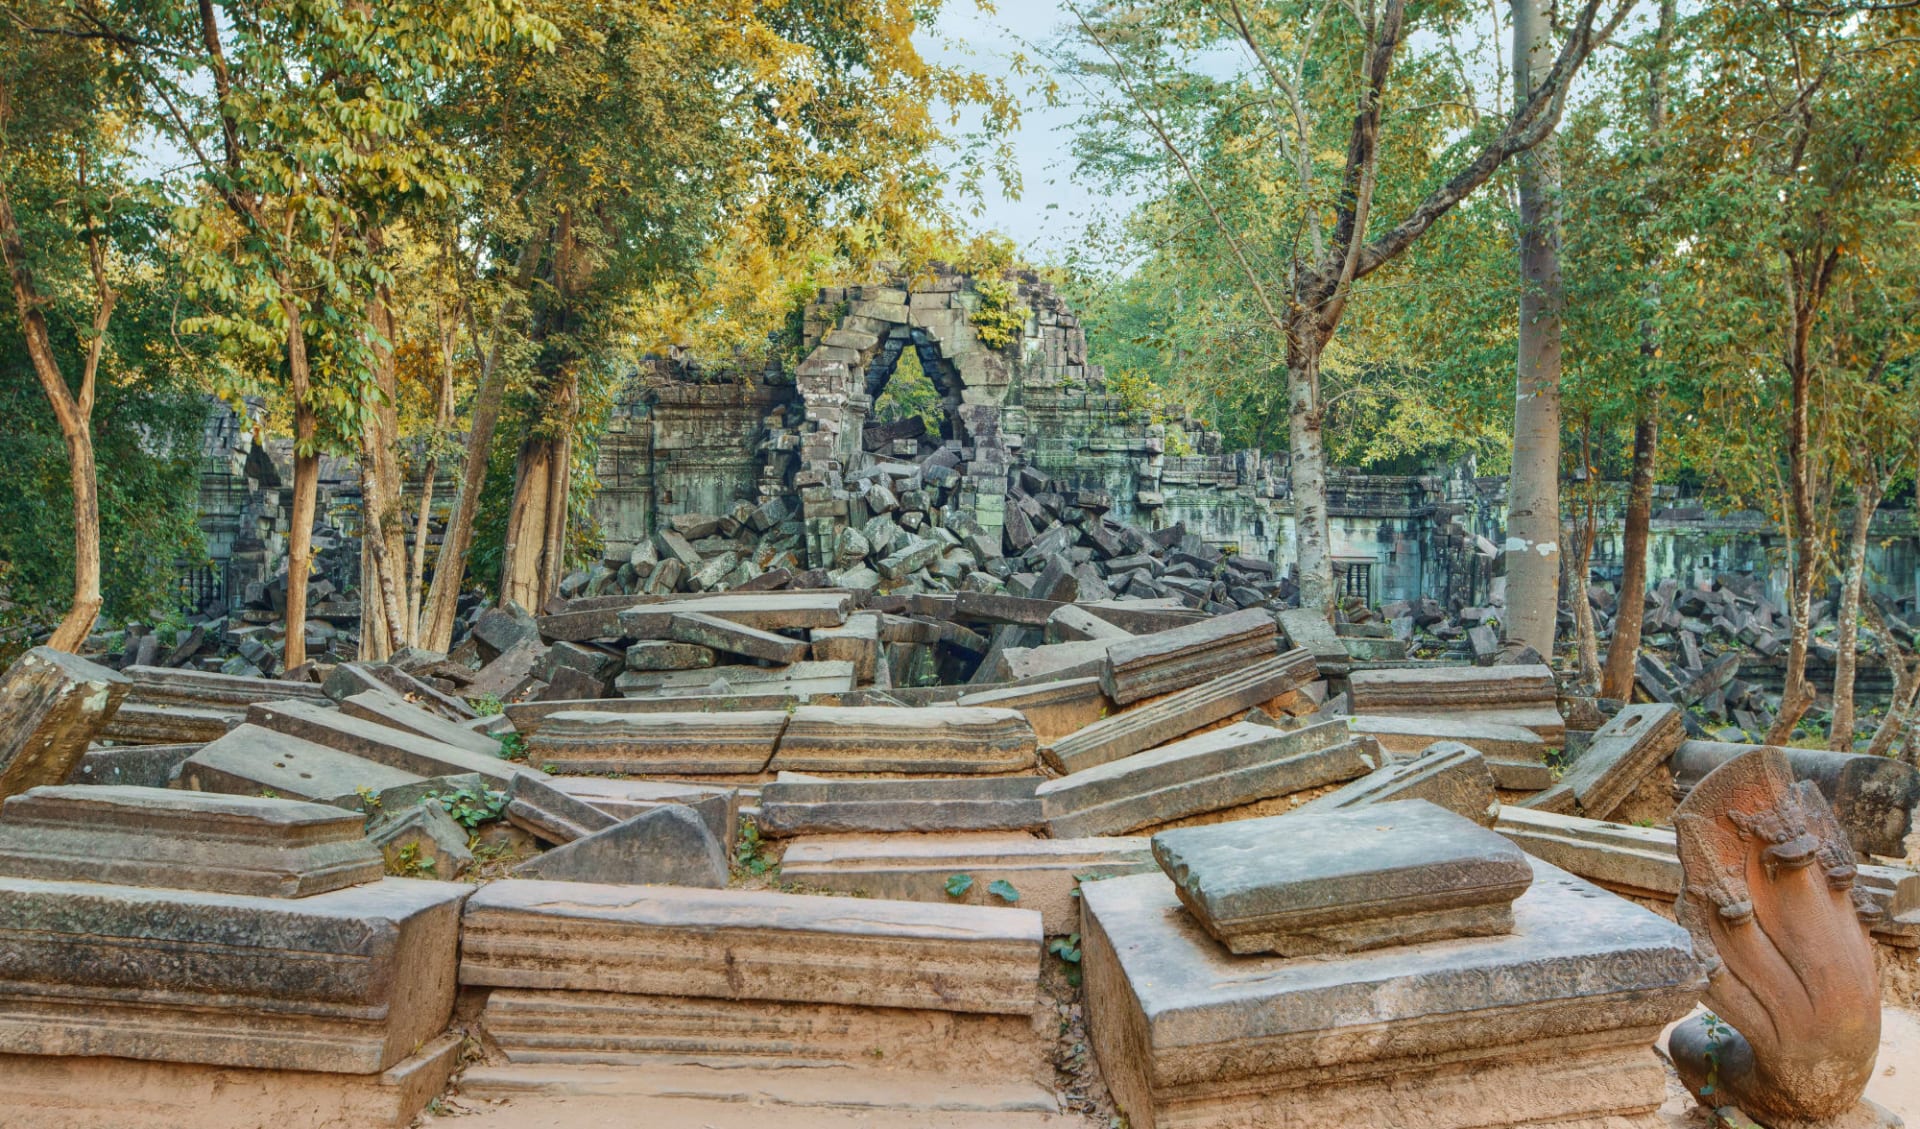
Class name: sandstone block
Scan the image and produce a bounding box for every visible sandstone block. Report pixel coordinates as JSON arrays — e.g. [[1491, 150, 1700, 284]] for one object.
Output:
[[63, 741, 200, 788], [624, 640, 717, 671], [1150, 800, 1533, 955], [617, 592, 852, 636], [0, 784, 381, 897], [1346, 713, 1553, 790], [1099, 607, 1278, 705], [365, 802, 473, 880], [247, 698, 520, 787], [460, 879, 1043, 1014], [0, 647, 130, 799], [96, 702, 238, 745], [552, 776, 736, 848], [667, 611, 809, 664], [770, 706, 1037, 774], [337, 685, 504, 758], [1347, 663, 1566, 743], [957, 676, 1109, 743], [178, 724, 427, 808], [1524, 703, 1683, 818], [513, 804, 728, 888], [757, 774, 1044, 835], [527, 709, 787, 775], [1296, 740, 1499, 825], [503, 771, 618, 845], [614, 659, 856, 700]]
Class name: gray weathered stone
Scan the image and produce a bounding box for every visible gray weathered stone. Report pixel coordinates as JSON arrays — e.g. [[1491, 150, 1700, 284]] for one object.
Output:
[[337, 685, 504, 758], [666, 611, 809, 664], [503, 771, 619, 845], [63, 741, 201, 788], [1296, 740, 1499, 826], [1524, 703, 1683, 818], [0, 784, 382, 897], [513, 804, 728, 888], [1345, 714, 1553, 791], [617, 592, 852, 636], [551, 776, 736, 849], [178, 724, 427, 808], [527, 709, 787, 775], [1346, 664, 1566, 743], [1099, 607, 1277, 705], [770, 706, 1037, 775], [0, 647, 130, 799], [1150, 800, 1533, 955], [365, 801, 473, 880], [246, 698, 521, 787], [956, 676, 1109, 744], [757, 773, 1044, 835], [624, 640, 717, 671]]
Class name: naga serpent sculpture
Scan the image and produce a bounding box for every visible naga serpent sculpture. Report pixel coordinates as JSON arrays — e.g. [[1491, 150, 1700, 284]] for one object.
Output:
[[1668, 745, 1885, 1125]]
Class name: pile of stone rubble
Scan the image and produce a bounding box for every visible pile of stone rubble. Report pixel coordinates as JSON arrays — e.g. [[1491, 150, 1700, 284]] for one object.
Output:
[[0, 590, 1915, 1128]]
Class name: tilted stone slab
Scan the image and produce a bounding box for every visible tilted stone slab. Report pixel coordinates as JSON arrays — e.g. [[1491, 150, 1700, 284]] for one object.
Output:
[[338, 685, 504, 758], [527, 709, 787, 775], [1037, 720, 1375, 839], [1670, 739, 1919, 859], [247, 698, 522, 787], [63, 741, 201, 788], [624, 640, 717, 671], [1150, 800, 1533, 956], [1346, 664, 1565, 744], [120, 665, 330, 710], [1045, 649, 1318, 774], [1275, 608, 1349, 665], [1079, 860, 1706, 1129], [323, 661, 475, 723], [0, 785, 381, 897], [1523, 703, 1683, 818], [503, 771, 618, 845], [618, 592, 852, 636], [1295, 741, 1499, 826], [553, 776, 736, 848], [0, 647, 129, 799], [96, 702, 239, 745], [780, 832, 1154, 933], [179, 724, 427, 808], [957, 676, 1109, 744], [808, 613, 881, 682], [757, 774, 1044, 835], [1099, 608, 1278, 705], [459, 879, 1043, 1015], [614, 660, 856, 700], [0, 875, 468, 1073], [998, 639, 1111, 684], [1344, 714, 1552, 791], [770, 706, 1037, 775], [666, 612, 809, 665], [513, 805, 728, 888]]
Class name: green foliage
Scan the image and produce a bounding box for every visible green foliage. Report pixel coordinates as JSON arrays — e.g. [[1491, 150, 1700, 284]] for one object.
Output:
[[496, 732, 527, 762], [872, 345, 943, 435], [969, 277, 1028, 351], [945, 872, 975, 897], [987, 879, 1021, 904], [430, 785, 509, 830], [1048, 933, 1084, 987], [734, 818, 773, 877], [390, 842, 438, 878]]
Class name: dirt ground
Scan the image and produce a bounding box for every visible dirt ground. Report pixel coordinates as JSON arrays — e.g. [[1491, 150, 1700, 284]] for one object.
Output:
[[421, 1006, 1920, 1129]]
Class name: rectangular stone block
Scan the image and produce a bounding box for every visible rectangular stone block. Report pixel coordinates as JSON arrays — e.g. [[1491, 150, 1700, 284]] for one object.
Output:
[[1346, 714, 1553, 790], [96, 702, 238, 745], [0, 876, 468, 1072], [527, 709, 787, 775], [666, 611, 809, 664], [770, 706, 1038, 775], [337, 685, 505, 758], [1346, 664, 1565, 744], [0, 647, 130, 800], [503, 771, 619, 845], [459, 879, 1042, 1014], [757, 774, 1044, 835], [624, 640, 716, 671], [179, 724, 426, 808], [553, 776, 736, 848], [1099, 608, 1278, 705], [1079, 860, 1705, 1129], [0, 784, 381, 897], [1523, 703, 1683, 818], [1045, 650, 1318, 774], [120, 665, 331, 710], [1296, 740, 1498, 826], [1150, 800, 1533, 956], [618, 592, 852, 636], [614, 660, 856, 700], [957, 676, 1109, 743], [247, 698, 520, 787], [1037, 720, 1375, 838], [63, 741, 200, 788], [808, 613, 880, 682], [780, 832, 1154, 933]]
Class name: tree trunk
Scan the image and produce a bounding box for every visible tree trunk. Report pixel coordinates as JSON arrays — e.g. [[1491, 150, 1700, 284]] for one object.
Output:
[[1504, 0, 1565, 659], [1827, 485, 1882, 749], [357, 282, 408, 660], [45, 427, 102, 652], [1765, 257, 1829, 744], [1571, 423, 1600, 690], [498, 392, 574, 613], [281, 296, 318, 673], [1602, 413, 1658, 699], [1286, 319, 1333, 618]]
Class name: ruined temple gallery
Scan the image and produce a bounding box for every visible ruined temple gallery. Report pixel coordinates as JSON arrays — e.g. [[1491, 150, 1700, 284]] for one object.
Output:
[[0, 268, 1914, 1129]]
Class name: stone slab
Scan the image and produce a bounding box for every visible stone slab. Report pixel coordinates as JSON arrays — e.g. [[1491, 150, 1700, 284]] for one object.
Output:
[[0, 1032, 462, 1129], [1150, 800, 1533, 955], [957, 676, 1110, 743], [1037, 720, 1375, 838], [247, 698, 521, 787], [178, 723, 428, 808], [1296, 741, 1499, 826], [527, 709, 787, 775], [0, 647, 130, 800], [0, 875, 468, 1072], [96, 702, 239, 744], [614, 660, 856, 700], [503, 771, 619, 845], [757, 774, 1044, 835], [770, 706, 1038, 775], [1345, 713, 1552, 789], [624, 640, 718, 671], [780, 832, 1155, 933], [513, 804, 728, 888], [1099, 608, 1278, 705], [120, 665, 330, 709], [460, 879, 1043, 1015], [618, 592, 852, 636], [808, 613, 881, 682], [667, 612, 810, 664], [553, 776, 736, 848], [1080, 859, 1706, 1129], [63, 741, 201, 788], [1525, 704, 1684, 818], [1045, 649, 1318, 774], [0, 784, 382, 897], [338, 685, 505, 757]]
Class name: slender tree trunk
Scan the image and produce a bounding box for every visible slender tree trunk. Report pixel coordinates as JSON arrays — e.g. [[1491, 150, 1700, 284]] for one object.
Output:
[[1286, 318, 1333, 617], [1571, 422, 1601, 689], [1865, 598, 1919, 760], [282, 294, 318, 673], [1504, 0, 1565, 658], [46, 430, 102, 651], [408, 309, 456, 642], [1766, 258, 1830, 744], [1827, 483, 1882, 749], [357, 280, 407, 660], [1602, 414, 1658, 698]]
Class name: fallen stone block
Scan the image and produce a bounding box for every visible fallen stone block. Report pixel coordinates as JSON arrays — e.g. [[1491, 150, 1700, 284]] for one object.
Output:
[[997, 639, 1111, 684], [527, 709, 787, 775], [0, 1032, 462, 1129], [617, 591, 852, 636], [807, 613, 881, 682], [460, 879, 1043, 1015], [337, 685, 505, 758], [1045, 649, 1318, 774], [1346, 664, 1565, 743], [780, 832, 1154, 933], [119, 665, 330, 710], [1099, 607, 1278, 705], [1276, 607, 1349, 666], [552, 776, 736, 848], [0, 875, 468, 1072], [63, 741, 201, 788], [323, 662, 475, 723], [614, 660, 856, 700], [1038, 719, 1374, 838], [1150, 800, 1532, 956], [1080, 860, 1705, 1129], [178, 724, 428, 808], [0, 647, 130, 800], [666, 611, 809, 665], [95, 702, 238, 745], [513, 804, 728, 888], [1524, 703, 1683, 818], [365, 801, 473, 880], [757, 774, 1044, 835], [1345, 714, 1553, 791], [462, 637, 547, 702], [1296, 740, 1499, 826], [1045, 605, 1132, 644], [623, 640, 717, 671], [769, 706, 1037, 775], [1670, 739, 1920, 858], [246, 699, 520, 787], [503, 771, 619, 845], [956, 676, 1109, 744], [0, 784, 382, 897]]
